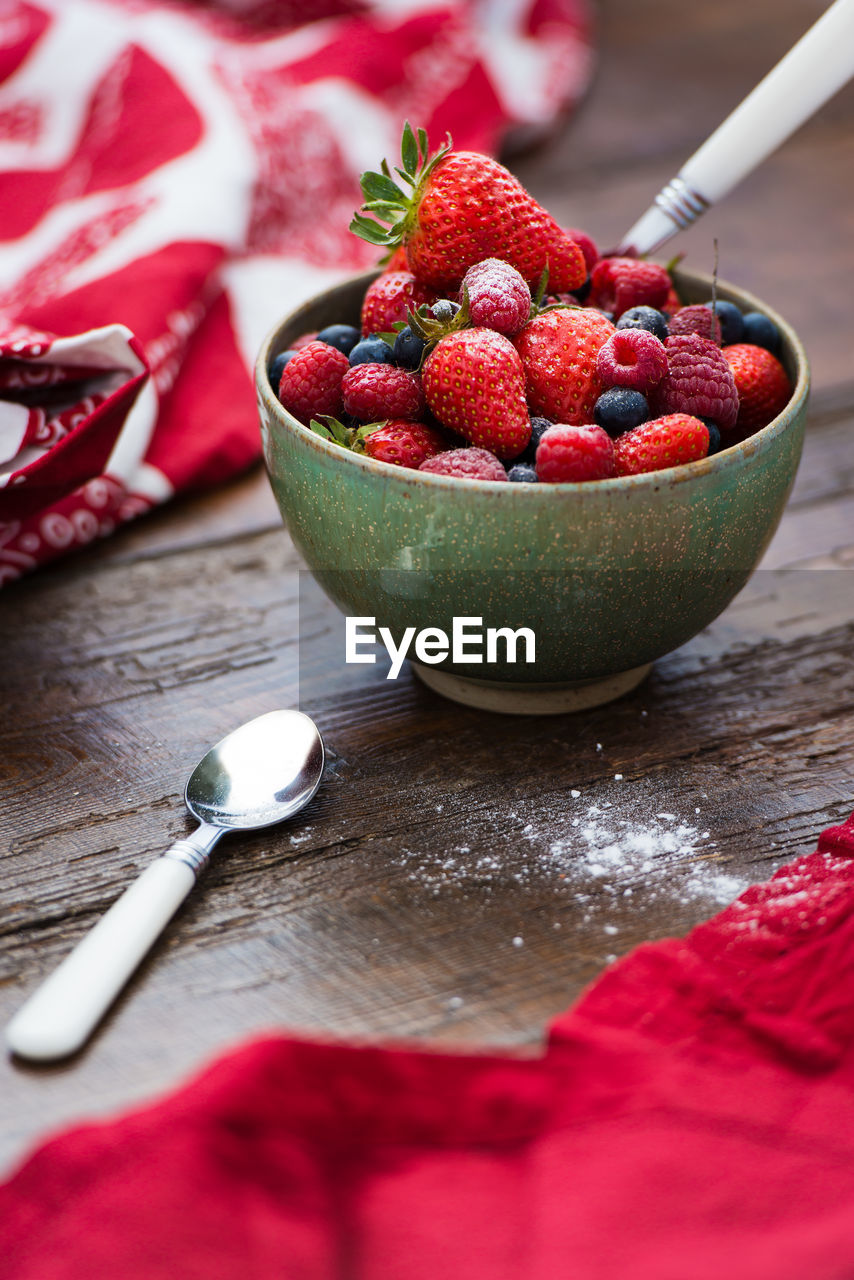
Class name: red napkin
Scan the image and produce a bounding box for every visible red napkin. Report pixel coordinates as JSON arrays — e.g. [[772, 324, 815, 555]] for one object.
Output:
[[4, 813, 854, 1279], [0, 0, 595, 583]]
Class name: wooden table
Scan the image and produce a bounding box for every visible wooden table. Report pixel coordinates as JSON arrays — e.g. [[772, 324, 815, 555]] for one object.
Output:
[[3, 0, 854, 1176]]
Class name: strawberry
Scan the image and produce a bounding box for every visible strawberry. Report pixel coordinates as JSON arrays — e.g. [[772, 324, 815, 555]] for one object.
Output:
[[722, 343, 791, 431], [513, 307, 615, 424], [277, 340, 349, 424], [360, 271, 436, 335], [342, 363, 425, 422], [590, 257, 671, 319], [363, 420, 447, 469], [419, 448, 508, 481], [350, 123, 586, 294], [612, 414, 710, 476], [535, 425, 615, 483], [421, 328, 531, 459]]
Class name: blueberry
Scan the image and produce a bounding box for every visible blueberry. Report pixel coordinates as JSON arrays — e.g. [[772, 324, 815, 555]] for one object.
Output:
[[571, 277, 592, 304], [703, 299, 744, 345], [393, 325, 426, 370], [616, 306, 668, 341], [507, 463, 539, 482], [593, 388, 649, 437], [700, 419, 723, 455], [268, 349, 296, 388], [741, 311, 780, 354], [518, 415, 554, 464], [316, 323, 361, 356], [348, 335, 395, 365], [431, 299, 460, 322]]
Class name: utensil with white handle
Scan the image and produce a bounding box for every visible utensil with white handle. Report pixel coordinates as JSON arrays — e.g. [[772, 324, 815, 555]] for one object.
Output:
[[619, 0, 854, 256], [6, 710, 325, 1063]]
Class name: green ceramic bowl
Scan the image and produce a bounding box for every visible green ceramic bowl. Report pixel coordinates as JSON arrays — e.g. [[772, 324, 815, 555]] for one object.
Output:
[[257, 268, 809, 713]]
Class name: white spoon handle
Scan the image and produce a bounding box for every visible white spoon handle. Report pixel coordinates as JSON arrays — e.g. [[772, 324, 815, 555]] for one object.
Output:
[[619, 0, 854, 254], [6, 831, 218, 1063]]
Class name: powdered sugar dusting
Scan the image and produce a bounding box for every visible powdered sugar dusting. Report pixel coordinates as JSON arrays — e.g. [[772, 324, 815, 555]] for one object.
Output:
[[394, 789, 749, 913]]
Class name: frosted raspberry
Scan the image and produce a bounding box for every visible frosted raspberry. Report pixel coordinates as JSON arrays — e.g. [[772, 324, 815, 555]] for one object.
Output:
[[596, 328, 667, 394], [461, 258, 531, 336], [535, 424, 615, 483], [667, 304, 722, 344], [656, 333, 739, 431], [590, 257, 671, 319], [277, 340, 349, 424], [419, 447, 507, 481], [342, 364, 425, 422]]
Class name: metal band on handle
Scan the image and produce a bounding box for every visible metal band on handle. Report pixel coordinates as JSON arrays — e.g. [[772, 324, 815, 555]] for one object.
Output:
[[653, 177, 710, 231]]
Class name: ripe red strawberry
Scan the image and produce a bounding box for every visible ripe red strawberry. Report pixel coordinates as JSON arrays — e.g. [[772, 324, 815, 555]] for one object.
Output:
[[513, 307, 615, 424], [351, 123, 586, 294], [277, 339, 349, 424], [536, 425, 615, 483], [613, 414, 710, 476], [667, 304, 722, 344], [596, 328, 667, 394], [461, 258, 531, 336], [590, 257, 671, 319], [360, 271, 436, 335], [655, 333, 739, 430], [419, 447, 508, 481], [421, 328, 531, 459], [723, 343, 791, 431], [342, 363, 425, 422], [363, 420, 447, 469]]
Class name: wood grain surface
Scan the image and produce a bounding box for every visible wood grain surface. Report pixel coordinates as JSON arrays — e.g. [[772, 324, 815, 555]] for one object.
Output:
[[2, 0, 854, 1175]]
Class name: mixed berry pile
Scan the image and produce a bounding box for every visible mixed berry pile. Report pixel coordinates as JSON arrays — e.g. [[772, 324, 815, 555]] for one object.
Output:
[[270, 125, 793, 484]]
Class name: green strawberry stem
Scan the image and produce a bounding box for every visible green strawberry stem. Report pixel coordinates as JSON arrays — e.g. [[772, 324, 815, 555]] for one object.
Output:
[[309, 416, 386, 451], [349, 121, 451, 249]]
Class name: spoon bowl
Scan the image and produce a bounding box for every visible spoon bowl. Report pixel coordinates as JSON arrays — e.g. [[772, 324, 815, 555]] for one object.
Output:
[[187, 710, 324, 830], [6, 710, 325, 1062]]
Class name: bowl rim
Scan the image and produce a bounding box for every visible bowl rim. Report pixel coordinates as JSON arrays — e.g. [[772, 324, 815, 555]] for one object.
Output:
[[256, 265, 810, 495]]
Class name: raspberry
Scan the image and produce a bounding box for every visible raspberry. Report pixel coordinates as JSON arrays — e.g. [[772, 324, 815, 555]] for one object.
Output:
[[363, 420, 447, 469], [535, 424, 615, 483], [360, 271, 435, 335], [655, 333, 739, 431], [419, 447, 508, 481], [723, 343, 791, 431], [564, 227, 599, 275], [277, 339, 349, 424], [596, 328, 667, 393], [613, 414, 710, 476], [590, 257, 671, 319], [461, 258, 531, 336], [667, 304, 722, 344], [342, 364, 425, 422]]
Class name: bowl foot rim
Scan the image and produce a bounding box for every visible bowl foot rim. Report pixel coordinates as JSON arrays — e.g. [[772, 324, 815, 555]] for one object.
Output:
[[410, 661, 652, 715]]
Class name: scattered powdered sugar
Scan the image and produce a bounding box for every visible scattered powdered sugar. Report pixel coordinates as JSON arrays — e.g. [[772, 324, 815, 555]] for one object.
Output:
[[394, 788, 750, 915]]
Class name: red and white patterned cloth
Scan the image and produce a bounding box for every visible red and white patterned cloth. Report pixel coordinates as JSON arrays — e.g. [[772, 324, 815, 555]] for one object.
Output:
[[0, 0, 594, 584]]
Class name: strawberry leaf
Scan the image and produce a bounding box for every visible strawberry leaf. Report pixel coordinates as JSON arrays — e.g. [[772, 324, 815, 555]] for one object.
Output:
[[401, 121, 418, 175]]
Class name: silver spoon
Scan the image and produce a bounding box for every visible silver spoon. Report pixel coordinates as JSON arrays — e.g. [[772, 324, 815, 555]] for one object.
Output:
[[6, 710, 325, 1063]]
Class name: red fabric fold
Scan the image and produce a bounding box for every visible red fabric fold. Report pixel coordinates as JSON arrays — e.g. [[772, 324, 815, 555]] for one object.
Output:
[[3, 814, 854, 1278]]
